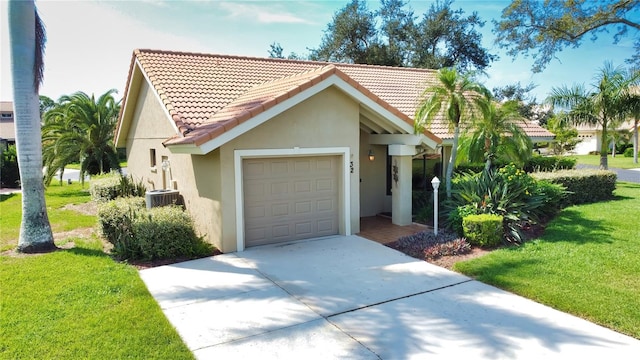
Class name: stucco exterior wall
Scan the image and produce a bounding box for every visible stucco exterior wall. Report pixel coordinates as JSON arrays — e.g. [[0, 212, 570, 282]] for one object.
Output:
[[124, 81, 222, 249], [218, 86, 361, 252], [359, 130, 391, 217]]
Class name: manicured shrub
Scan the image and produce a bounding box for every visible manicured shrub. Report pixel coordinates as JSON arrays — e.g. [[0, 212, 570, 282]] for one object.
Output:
[[97, 198, 213, 261], [446, 204, 478, 237], [524, 155, 577, 172], [90, 173, 146, 202], [463, 214, 503, 248], [0, 145, 20, 188], [532, 169, 616, 206], [623, 148, 637, 158]]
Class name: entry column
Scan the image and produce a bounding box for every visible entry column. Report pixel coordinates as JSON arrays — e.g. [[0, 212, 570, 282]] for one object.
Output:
[[389, 144, 415, 226]]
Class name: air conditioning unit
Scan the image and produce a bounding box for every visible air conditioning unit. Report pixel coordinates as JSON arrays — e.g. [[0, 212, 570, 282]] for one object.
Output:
[[145, 190, 180, 209]]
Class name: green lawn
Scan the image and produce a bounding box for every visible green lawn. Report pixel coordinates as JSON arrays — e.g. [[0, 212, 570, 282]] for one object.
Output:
[[0, 182, 96, 251], [573, 154, 640, 169], [0, 182, 193, 359], [454, 182, 640, 339], [0, 238, 194, 359]]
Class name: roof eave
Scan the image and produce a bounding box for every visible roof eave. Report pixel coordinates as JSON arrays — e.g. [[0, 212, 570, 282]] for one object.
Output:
[[165, 73, 442, 155]]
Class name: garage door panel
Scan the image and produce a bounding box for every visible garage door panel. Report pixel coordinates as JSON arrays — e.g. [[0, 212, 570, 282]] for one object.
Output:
[[243, 156, 340, 247]]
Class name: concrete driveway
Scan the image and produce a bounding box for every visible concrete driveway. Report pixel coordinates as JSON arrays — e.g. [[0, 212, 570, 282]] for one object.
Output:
[[140, 235, 640, 359]]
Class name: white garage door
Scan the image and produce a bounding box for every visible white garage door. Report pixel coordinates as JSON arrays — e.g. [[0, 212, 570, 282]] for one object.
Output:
[[243, 156, 340, 247]]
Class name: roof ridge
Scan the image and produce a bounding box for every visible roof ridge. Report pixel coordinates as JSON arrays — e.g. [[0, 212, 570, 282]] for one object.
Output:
[[133, 49, 436, 73]]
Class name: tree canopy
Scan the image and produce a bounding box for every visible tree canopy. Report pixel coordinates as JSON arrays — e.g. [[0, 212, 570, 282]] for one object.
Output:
[[494, 0, 640, 73], [42, 89, 122, 185], [308, 0, 496, 72]]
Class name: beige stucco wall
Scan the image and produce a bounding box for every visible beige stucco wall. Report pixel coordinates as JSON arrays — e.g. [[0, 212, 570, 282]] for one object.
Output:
[[218, 86, 361, 252], [359, 130, 391, 217], [124, 81, 222, 249]]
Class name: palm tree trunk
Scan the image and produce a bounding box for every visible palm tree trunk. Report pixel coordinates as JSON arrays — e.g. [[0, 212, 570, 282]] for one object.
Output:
[[599, 122, 609, 170], [9, 0, 55, 253], [446, 125, 460, 198]]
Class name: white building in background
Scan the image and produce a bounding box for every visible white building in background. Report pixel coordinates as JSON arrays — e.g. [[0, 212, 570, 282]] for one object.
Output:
[[0, 101, 15, 149], [573, 120, 637, 155]]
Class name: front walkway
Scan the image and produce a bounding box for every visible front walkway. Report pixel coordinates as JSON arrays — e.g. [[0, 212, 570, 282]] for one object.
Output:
[[140, 236, 640, 359], [358, 215, 429, 244]]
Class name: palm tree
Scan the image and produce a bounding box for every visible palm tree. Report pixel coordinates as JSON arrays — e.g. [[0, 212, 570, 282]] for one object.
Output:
[[461, 98, 533, 170], [42, 90, 121, 186], [547, 62, 638, 169], [414, 67, 488, 197], [9, 0, 55, 253]]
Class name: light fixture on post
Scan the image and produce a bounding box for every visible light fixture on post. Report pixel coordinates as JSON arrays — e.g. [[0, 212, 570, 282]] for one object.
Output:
[[431, 177, 440, 236], [368, 149, 375, 161]]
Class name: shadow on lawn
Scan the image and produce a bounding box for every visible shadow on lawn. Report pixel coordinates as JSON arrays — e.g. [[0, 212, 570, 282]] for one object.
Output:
[[64, 246, 109, 258], [543, 208, 613, 245], [0, 193, 17, 202]]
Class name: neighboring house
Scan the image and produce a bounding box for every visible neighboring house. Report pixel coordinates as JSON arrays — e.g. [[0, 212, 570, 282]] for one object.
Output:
[[115, 49, 553, 252], [0, 101, 15, 150], [573, 120, 636, 155]]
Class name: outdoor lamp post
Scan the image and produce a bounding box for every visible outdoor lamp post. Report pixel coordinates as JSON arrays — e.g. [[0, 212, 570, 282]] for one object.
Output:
[[431, 177, 440, 236]]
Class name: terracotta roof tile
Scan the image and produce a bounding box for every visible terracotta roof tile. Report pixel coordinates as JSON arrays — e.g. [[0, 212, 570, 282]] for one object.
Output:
[[120, 49, 552, 148]]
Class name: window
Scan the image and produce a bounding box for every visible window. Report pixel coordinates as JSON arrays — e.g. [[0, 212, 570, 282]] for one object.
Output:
[[150, 149, 156, 167], [1, 113, 12, 119]]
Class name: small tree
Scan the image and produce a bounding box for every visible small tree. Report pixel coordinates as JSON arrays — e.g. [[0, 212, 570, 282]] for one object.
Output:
[[414, 67, 488, 197], [545, 113, 580, 155], [547, 62, 639, 169]]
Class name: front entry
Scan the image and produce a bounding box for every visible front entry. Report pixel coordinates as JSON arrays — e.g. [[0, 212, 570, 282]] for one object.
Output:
[[242, 156, 340, 247]]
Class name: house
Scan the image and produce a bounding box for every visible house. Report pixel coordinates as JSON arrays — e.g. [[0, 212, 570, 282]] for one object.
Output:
[[573, 120, 637, 155], [115, 49, 553, 252], [0, 101, 15, 150]]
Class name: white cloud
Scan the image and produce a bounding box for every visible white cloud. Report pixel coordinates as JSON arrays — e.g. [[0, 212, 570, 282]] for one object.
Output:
[[1, 1, 207, 101], [218, 2, 311, 24]]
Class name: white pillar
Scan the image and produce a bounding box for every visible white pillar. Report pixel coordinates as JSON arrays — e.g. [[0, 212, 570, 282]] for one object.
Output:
[[389, 145, 415, 226]]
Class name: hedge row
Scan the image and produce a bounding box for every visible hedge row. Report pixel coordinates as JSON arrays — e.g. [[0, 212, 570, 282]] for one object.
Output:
[[531, 169, 617, 206], [454, 156, 576, 175]]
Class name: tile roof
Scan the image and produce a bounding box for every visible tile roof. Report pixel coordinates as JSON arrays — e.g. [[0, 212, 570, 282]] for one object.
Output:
[[118, 49, 553, 148]]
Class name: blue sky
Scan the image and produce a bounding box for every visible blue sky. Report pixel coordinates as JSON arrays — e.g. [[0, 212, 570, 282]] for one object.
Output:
[[1, 0, 638, 103]]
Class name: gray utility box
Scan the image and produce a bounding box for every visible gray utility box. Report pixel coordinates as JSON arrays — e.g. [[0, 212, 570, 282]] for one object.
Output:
[[145, 189, 180, 209]]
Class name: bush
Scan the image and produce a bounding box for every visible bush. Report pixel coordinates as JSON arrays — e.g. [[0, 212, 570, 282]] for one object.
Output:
[[0, 145, 20, 188], [623, 148, 637, 158], [90, 173, 146, 202], [97, 197, 146, 250], [97, 198, 213, 261], [463, 214, 503, 248], [524, 155, 576, 172], [533, 180, 566, 217], [90, 174, 121, 202], [134, 206, 212, 261], [531, 169, 616, 206], [447, 164, 565, 243], [446, 204, 478, 237]]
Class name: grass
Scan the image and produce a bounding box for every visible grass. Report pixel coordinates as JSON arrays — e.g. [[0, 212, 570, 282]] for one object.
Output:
[[0, 182, 96, 251], [65, 161, 128, 170], [573, 154, 640, 169], [1, 181, 194, 358], [0, 237, 194, 359], [454, 182, 640, 339]]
